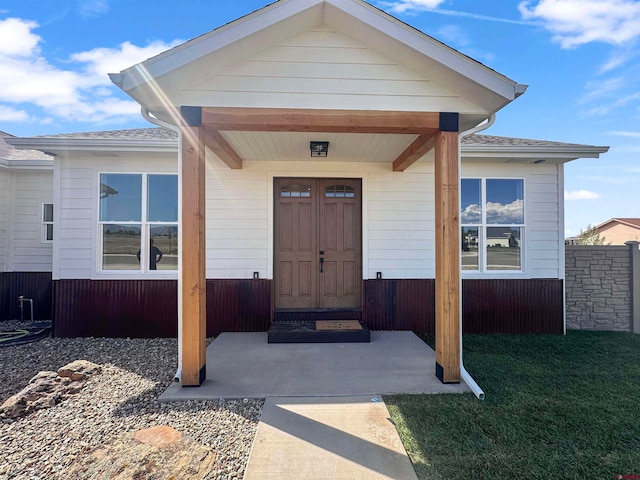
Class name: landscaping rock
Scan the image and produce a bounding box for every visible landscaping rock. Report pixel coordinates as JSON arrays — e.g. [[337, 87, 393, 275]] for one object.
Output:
[[65, 425, 216, 479], [57, 359, 102, 381], [0, 360, 101, 420]]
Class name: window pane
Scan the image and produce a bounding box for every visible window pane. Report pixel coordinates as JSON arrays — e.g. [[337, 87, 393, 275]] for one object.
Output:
[[281, 184, 311, 197], [149, 225, 178, 271], [148, 175, 178, 222], [45, 224, 53, 242], [100, 174, 142, 222], [102, 224, 141, 270], [486, 179, 524, 224], [43, 203, 53, 222], [461, 179, 481, 224], [461, 227, 479, 270], [487, 227, 521, 270], [325, 184, 355, 198]]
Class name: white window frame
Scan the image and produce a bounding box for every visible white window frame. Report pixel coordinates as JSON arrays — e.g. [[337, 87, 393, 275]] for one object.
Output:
[[461, 177, 526, 274], [97, 172, 178, 275], [42, 202, 53, 243]]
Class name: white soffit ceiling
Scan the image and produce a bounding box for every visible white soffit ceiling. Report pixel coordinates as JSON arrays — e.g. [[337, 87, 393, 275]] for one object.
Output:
[[222, 131, 417, 162]]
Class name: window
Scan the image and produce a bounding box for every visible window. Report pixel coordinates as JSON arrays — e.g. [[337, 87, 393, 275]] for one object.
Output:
[[461, 178, 524, 272], [99, 173, 178, 272], [325, 184, 355, 198], [42, 203, 53, 242], [280, 183, 311, 197]]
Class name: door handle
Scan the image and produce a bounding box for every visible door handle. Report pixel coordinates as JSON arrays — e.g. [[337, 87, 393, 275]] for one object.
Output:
[[319, 257, 324, 273]]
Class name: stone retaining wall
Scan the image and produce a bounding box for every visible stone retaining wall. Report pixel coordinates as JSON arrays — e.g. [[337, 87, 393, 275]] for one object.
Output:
[[565, 241, 640, 332]]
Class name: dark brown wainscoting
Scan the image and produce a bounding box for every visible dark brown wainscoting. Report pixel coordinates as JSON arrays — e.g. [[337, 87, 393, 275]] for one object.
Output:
[[363, 278, 564, 334], [53, 279, 178, 338], [52, 278, 561, 337], [206, 279, 271, 336], [463, 279, 564, 334], [364, 279, 436, 331], [53, 279, 271, 338], [0, 272, 52, 321]]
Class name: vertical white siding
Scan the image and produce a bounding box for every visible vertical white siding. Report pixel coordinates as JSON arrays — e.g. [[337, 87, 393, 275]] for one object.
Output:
[[57, 161, 94, 279], [9, 170, 53, 272], [206, 156, 269, 278], [0, 170, 10, 271], [367, 161, 435, 279]]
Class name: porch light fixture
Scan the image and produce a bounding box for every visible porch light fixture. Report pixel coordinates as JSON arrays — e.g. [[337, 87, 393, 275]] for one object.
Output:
[[310, 141, 329, 157]]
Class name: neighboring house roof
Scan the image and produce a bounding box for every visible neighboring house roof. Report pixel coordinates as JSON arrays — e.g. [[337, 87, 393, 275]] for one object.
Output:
[[0, 131, 53, 170], [596, 218, 640, 230]]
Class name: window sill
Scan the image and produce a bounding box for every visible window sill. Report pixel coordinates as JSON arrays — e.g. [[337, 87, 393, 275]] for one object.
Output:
[[93, 271, 178, 281]]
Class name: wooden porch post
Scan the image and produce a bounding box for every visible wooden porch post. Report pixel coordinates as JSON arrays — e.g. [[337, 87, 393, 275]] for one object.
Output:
[[180, 106, 207, 387], [434, 113, 461, 383]]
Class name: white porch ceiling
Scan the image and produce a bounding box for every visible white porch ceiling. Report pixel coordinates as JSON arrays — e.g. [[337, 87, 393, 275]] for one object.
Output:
[[221, 131, 418, 163]]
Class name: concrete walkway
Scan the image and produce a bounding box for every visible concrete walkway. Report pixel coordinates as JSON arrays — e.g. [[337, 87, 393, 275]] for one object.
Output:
[[160, 331, 470, 479], [244, 396, 418, 480]]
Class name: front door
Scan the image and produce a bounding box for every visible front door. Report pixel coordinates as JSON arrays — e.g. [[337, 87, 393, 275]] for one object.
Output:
[[274, 178, 362, 310]]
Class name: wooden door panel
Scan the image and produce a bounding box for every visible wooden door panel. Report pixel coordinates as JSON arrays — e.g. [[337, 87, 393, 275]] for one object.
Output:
[[343, 261, 357, 296], [274, 179, 316, 309], [318, 179, 362, 309], [343, 203, 357, 252]]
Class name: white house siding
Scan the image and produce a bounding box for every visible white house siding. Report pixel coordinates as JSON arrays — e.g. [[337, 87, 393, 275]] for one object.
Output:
[[169, 28, 485, 115], [6, 170, 53, 272], [461, 162, 561, 279], [55, 155, 177, 280], [204, 153, 437, 280], [55, 150, 563, 282], [0, 169, 10, 271]]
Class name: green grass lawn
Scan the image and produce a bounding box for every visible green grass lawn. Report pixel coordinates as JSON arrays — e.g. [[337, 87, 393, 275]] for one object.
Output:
[[385, 331, 640, 480]]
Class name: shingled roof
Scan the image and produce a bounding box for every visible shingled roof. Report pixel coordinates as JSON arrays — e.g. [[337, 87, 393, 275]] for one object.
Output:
[[1, 131, 53, 161], [25, 128, 590, 149]]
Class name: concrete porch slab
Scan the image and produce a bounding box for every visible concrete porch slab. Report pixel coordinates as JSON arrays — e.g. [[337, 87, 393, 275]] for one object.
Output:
[[160, 331, 469, 401], [243, 396, 419, 480]]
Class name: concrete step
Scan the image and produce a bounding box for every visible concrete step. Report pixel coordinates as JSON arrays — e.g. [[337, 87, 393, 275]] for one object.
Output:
[[268, 320, 370, 343]]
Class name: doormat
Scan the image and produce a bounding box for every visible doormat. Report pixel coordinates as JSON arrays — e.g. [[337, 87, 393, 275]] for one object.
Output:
[[316, 320, 362, 331]]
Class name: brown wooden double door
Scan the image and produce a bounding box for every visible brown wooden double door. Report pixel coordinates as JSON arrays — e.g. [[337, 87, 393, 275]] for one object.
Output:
[[274, 178, 362, 310]]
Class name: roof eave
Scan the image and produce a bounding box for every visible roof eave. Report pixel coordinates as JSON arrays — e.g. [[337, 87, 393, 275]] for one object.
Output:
[[6, 137, 178, 155], [462, 144, 609, 161]]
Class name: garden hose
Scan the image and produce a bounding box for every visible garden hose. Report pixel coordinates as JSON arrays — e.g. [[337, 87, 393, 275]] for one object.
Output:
[[0, 323, 51, 347]]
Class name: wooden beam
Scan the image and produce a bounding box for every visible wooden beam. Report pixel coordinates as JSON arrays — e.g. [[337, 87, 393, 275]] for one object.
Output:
[[202, 107, 440, 134], [392, 134, 436, 172], [203, 127, 243, 169], [434, 130, 461, 384], [181, 107, 207, 387]]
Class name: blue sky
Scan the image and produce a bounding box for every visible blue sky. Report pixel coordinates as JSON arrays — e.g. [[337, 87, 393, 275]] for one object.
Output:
[[1, 0, 639, 237]]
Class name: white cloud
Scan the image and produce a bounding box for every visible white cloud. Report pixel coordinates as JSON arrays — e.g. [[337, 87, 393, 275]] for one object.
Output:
[[0, 105, 29, 122], [519, 0, 640, 48], [378, 0, 445, 13], [0, 17, 181, 125], [565, 190, 602, 200], [608, 130, 640, 139], [0, 18, 41, 56], [78, 0, 110, 18]]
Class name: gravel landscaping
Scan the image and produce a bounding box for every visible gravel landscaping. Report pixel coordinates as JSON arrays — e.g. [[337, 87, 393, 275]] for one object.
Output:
[[0, 321, 263, 480]]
